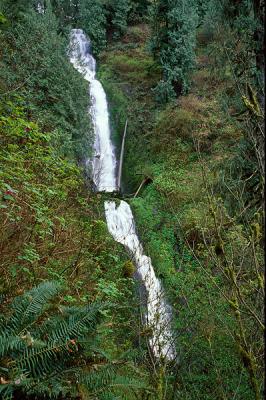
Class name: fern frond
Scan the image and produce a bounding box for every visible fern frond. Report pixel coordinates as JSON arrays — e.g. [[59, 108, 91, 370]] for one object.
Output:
[[80, 364, 150, 398], [0, 282, 147, 399], [110, 375, 148, 390], [48, 303, 102, 344], [0, 384, 14, 400], [21, 374, 77, 399], [6, 281, 61, 334], [81, 364, 117, 390], [0, 281, 61, 358], [0, 334, 26, 357], [98, 394, 119, 400], [11, 303, 102, 377], [14, 341, 69, 377]]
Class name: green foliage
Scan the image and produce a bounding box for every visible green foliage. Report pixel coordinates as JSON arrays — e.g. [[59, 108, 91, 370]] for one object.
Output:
[[0, 281, 100, 399], [0, 0, 36, 20], [98, 10, 264, 397], [0, 3, 91, 160], [0, 98, 150, 399], [204, 0, 264, 213], [150, 0, 198, 98], [79, 0, 107, 55], [127, 0, 149, 23], [123, 260, 135, 277], [0, 11, 8, 26], [50, 0, 79, 32], [0, 100, 80, 288], [0, 281, 148, 399], [0, 1, 264, 398], [98, 64, 128, 148], [109, 0, 131, 39], [154, 105, 198, 144]]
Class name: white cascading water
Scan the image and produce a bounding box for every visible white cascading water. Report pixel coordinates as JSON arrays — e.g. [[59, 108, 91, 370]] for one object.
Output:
[[104, 200, 176, 360], [70, 29, 117, 192], [36, 2, 45, 14], [69, 29, 176, 361]]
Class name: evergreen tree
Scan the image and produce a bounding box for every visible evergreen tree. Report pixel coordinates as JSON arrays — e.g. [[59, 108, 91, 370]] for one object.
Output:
[[128, 0, 150, 23], [150, 0, 198, 101], [50, 0, 76, 31], [79, 0, 107, 55], [110, 0, 132, 38], [0, 0, 35, 20]]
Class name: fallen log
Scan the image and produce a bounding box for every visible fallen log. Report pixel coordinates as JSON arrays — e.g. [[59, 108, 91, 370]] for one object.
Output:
[[133, 176, 153, 198], [117, 119, 128, 191]]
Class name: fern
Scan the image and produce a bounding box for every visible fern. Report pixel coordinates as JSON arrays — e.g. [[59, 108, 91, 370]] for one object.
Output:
[[80, 363, 151, 399], [0, 281, 149, 399], [0, 281, 101, 398], [0, 281, 61, 358], [1, 281, 60, 334]]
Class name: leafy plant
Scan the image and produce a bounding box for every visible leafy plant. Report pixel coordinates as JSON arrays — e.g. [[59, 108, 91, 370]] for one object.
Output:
[[0, 281, 148, 399]]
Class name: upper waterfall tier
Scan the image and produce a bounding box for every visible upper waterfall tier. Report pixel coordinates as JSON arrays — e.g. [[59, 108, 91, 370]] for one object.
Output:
[[69, 29, 117, 192]]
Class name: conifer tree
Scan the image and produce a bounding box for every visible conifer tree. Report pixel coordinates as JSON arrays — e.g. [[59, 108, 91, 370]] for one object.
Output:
[[150, 0, 198, 101], [79, 0, 107, 54], [110, 0, 131, 38]]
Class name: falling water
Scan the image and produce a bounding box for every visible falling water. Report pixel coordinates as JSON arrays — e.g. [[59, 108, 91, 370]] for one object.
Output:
[[70, 29, 117, 192], [36, 2, 45, 14], [69, 29, 176, 361], [104, 200, 176, 360]]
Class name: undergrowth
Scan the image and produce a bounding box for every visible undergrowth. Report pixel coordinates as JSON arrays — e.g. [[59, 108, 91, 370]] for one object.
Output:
[[97, 22, 264, 399]]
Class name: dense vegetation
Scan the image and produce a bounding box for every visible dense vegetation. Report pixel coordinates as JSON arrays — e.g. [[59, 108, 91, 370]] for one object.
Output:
[[98, 0, 265, 398], [0, 0, 264, 399]]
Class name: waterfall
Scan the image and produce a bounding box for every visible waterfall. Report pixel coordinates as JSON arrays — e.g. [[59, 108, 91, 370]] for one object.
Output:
[[69, 29, 176, 362], [70, 29, 117, 192], [104, 200, 176, 360], [36, 2, 45, 14]]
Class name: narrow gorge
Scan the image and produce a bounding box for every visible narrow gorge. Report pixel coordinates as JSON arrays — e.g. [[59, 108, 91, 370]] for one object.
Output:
[[69, 28, 176, 363]]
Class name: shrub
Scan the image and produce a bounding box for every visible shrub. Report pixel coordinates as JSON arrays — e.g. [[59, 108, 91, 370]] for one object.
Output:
[[123, 25, 149, 44], [123, 260, 135, 277], [154, 105, 198, 146]]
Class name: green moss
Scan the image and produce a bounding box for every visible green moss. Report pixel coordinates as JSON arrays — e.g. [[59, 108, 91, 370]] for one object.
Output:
[[123, 260, 135, 277]]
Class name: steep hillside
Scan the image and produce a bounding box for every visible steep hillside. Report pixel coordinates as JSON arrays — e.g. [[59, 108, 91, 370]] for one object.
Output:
[[98, 17, 264, 400], [0, 1, 264, 399]]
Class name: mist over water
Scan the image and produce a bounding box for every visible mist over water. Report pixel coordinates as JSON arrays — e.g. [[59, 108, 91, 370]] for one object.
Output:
[[69, 29, 176, 362]]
